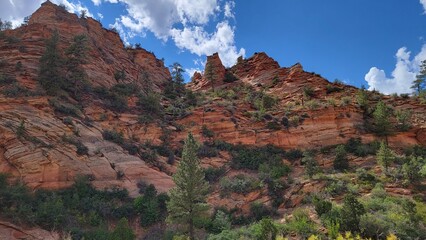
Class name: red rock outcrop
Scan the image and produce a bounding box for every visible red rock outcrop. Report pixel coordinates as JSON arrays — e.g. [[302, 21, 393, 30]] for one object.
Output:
[[187, 52, 226, 91], [0, 1, 170, 91]]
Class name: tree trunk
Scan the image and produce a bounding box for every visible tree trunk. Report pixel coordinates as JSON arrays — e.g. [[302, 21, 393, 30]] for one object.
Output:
[[189, 218, 194, 240]]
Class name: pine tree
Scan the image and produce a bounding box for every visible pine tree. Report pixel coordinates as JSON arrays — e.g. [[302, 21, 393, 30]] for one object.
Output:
[[341, 193, 365, 232], [373, 100, 393, 142], [412, 60, 426, 95], [333, 145, 349, 171], [376, 141, 395, 174], [38, 30, 64, 95], [65, 34, 88, 96], [167, 133, 209, 240]]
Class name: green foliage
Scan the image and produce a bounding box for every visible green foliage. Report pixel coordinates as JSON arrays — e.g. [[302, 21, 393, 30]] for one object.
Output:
[[0, 18, 12, 31], [209, 210, 231, 234], [0, 174, 134, 236], [48, 98, 80, 117], [284, 208, 318, 238], [219, 174, 260, 195], [345, 138, 379, 157], [204, 167, 225, 183], [373, 101, 393, 138], [402, 155, 425, 184], [201, 124, 215, 138], [114, 69, 126, 81], [230, 144, 286, 170], [340, 193, 365, 232], [356, 88, 369, 111], [38, 30, 65, 95], [250, 202, 274, 221], [134, 184, 168, 227], [412, 59, 426, 95], [111, 83, 139, 96], [137, 92, 163, 115], [334, 145, 349, 170], [110, 218, 135, 240], [395, 109, 412, 131], [360, 184, 426, 239], [376, 141, 395, 173], [65, 34, 89, 96], [303, 86, 315, 98], [326, 84, 342, 94], [266, 121, 281, 130], [224, 71, 238, 83], [167, 133, 209, 239], [0, 73, 16, 85], [62, 134, 89, 155], [303, 150, 319, 178], [312, 196, 332, 216], [102, 129, 124, 144]]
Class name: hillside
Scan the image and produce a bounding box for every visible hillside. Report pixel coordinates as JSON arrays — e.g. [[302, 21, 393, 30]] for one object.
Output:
[[0, 2, 425, 240]]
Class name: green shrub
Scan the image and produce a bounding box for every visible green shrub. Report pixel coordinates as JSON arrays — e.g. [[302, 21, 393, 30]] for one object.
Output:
[[137, 92, 163, 115], [220, 174, 259, 195], [284, 208, 318, 238], [201, 124, 215, 138], [198, 144, 219, 158], [114, 69, 126, 81], [48, 98, 80, 117], [231, 144, 285, 170], [102, 130, 124, 144], [266, 121, 281, 130], [250, 202, 273, 221], [312, 196, 332, 216], [326, 85, 342, 94], [204, 167, 226, 183], [0, 74, 16, 85], [303, 86, 315, 98], [110, 83, 138, 96], [333, 145, 349, 170], [224, 71, 238, 83]]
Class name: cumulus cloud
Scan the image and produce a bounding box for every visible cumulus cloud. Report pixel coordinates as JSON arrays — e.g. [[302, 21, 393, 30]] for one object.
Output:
[[365, 45, 426, 94], [421, 0, 426, 12], [107, 0, 244, 67], [0, 0, 93, 27], [92, 0, 102, 6], [0, 0, 44, 27], [171, 21, 245, 67]]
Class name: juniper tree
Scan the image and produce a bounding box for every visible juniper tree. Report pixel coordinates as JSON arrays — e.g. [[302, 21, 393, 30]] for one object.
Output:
[[205, 61, 216, 92], [333, 145, 349, 171], [167, 133, 209, 240], [303, 150, 319, 178]]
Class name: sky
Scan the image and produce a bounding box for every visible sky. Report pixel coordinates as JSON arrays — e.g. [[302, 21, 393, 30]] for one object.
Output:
[[1, 0, 426, 94]]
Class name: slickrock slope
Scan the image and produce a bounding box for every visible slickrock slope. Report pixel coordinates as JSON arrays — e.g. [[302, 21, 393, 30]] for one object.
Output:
[[0, 97, 174, 195], [0, 1, 170, 91]]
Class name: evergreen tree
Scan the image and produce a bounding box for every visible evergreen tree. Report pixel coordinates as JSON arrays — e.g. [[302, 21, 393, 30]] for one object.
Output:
[[356, 86, 369, 112], [341, 193, 365, 232], [65, 34, 88, 96], [376, 141, 395, 174], [110, 218, 135, 240], [373, 100, 393, 142], [38, 30, 64, 95], [412, 60, 426, 95], [333, 145, 349, 171], [167, 133, 209, 240], [303, 150, 319, 178], [0, 18, 12, 31]]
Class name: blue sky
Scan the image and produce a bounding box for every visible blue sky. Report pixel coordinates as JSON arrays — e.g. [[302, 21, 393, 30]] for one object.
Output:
[[2, 0, 426, 94]]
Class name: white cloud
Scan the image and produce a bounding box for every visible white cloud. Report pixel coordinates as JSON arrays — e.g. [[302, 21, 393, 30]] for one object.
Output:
[[107, 0, 244, 67], [421, 0, 426, 12], [171, 21, 245, 67], [97, 12, 103, 20], [185, 68, 202, 78], [92, 0, 102, 6], [365, 45, 426, 94], [52, 0, 93, 18], [0, 0, 93, 27], [224, 1, 235, 19], [0, 0, 44, 27]]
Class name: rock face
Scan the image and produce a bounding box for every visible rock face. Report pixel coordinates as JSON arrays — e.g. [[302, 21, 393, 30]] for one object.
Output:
[[187, 53, 226, 91], [0, 1, 170, 91]]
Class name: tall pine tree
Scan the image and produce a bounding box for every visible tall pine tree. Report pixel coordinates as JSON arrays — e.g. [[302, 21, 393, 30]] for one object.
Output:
[[167, 133, 209, 240], [38, 30, 64, 95], [373, 100, 393, 142]]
